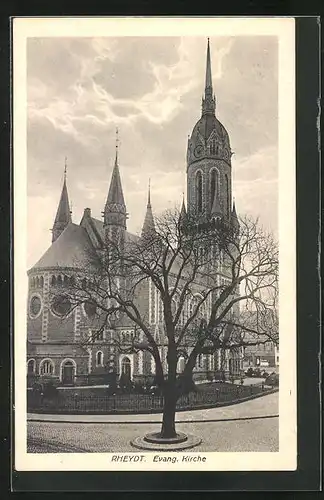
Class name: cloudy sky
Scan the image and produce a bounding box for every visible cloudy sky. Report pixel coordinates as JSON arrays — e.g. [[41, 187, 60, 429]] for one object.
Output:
[[27, 35, 278, 269]]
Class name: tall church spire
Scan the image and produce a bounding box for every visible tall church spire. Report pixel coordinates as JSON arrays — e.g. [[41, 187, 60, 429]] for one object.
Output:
[[141, 179, 155, 237], [202, 38, 216, 116], [104, 128, 127, 229], [52, 158, 72, 242], [205, 38, 213, 93], [147, 178, 151, 208]]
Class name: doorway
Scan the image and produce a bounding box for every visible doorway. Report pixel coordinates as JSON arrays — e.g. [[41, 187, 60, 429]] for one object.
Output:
[[62, 361, 75, 385], [121, 357, 131, 381]]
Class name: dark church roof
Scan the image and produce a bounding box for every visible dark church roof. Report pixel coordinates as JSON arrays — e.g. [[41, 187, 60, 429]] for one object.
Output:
[[89, 216, 139, 245], [30, 223, 100, 272], [190, 113, 230, 147]]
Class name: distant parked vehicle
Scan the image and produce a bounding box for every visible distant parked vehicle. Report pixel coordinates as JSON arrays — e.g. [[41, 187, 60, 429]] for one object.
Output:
[[264, 372, 279, 387], [245, 367, 254, 377], [245, 367, 269, 378]]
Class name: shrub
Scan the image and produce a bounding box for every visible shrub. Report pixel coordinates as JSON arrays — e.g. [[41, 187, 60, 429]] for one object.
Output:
[[174, 374, 197, 395], [118, 373, 135, 393], [214, 370, 226, 382], [43, 381, 60, 401], [133, 381, 146, 394]]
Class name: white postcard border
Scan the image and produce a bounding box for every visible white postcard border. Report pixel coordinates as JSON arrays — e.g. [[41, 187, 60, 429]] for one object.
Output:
[[13, 16, 296, 472]]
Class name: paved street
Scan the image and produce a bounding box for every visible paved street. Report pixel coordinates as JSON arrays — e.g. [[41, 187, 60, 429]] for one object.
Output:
[[27, 392, 278, 453]]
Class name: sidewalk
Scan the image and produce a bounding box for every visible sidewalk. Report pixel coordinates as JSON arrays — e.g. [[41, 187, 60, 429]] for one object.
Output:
[[28, 391, 278, 424]]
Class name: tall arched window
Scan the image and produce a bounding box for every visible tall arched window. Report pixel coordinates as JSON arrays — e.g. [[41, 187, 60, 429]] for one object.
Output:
[[224, 174, 230, 216], [51, 275, 56, 286], [195, 171, 203, 213], [210, 169, 219, 210], [40, 359, 54, 375], [96, 351, 103, 366], [27, 359, 36, 374]]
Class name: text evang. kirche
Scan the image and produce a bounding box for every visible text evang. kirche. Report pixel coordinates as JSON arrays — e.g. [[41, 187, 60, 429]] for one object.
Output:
[[111, 455, 207, 463]]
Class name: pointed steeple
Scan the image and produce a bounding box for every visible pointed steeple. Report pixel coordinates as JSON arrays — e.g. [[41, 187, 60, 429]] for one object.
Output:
[[147, 178, 152, 208], [141, 179, 155, 237], [106, 157, 126, 208], [202, 38, 216, 116], [231, 199, 240, 231], [179, 193, 187, 229], [205, 38, 213, 93], [104, 128, 127, 229], [180, 193, 187, 218], [52, 158, 72, 243], [232, 199, 238, 217]]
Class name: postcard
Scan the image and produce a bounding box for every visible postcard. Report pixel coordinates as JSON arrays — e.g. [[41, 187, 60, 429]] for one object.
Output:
[[13, 16, 296, 472]]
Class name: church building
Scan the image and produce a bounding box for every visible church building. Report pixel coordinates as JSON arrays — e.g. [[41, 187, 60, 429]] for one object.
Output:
[[27, 40, 243, 386]]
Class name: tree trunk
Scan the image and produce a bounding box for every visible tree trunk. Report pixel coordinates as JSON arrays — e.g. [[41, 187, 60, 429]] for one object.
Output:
[[161, 325, 178, 439], [160, 389, 177, 439]]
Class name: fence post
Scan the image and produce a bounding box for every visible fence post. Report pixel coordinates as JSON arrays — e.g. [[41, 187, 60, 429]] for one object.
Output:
[[250, 384, 253, 395]]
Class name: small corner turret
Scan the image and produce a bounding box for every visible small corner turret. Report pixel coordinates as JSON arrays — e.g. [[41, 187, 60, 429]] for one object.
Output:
[[231, 199, 240, 232], [141, 179, 155, 238], [51, 158, 72, 243], [103, 128, 127, 231]]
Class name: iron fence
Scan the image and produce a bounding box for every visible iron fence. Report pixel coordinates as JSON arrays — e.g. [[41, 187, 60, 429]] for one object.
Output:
[[27, 382, 276, 414]]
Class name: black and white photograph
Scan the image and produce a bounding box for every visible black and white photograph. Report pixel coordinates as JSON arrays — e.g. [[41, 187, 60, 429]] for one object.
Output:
[[14, 17, 296, 472]]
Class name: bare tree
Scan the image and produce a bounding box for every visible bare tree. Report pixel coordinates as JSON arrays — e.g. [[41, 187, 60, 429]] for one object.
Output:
[[56, 208, 278, 439]]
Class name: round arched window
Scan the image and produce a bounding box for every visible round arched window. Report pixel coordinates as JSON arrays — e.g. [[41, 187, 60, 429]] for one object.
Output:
[[84, 301, 97, 318], [52, 295, 71, 317], [29, 295, 42, 318]]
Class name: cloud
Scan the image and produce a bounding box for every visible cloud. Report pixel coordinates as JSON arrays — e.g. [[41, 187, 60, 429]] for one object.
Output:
[[233, 145, 278, 235], [27, 35, 278, 268]]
